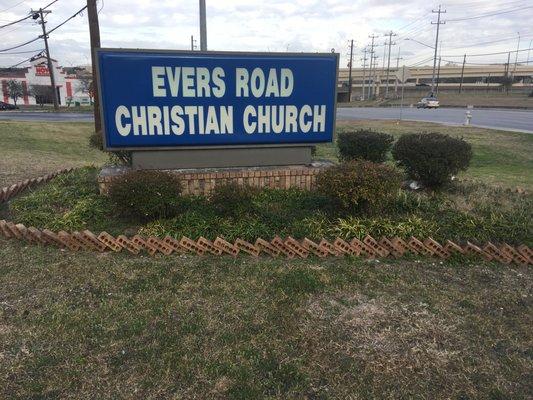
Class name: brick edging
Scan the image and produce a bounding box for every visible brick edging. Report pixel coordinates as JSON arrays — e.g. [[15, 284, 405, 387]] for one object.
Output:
[[0, 168, 74, 204], [0, 170, 531, 266]]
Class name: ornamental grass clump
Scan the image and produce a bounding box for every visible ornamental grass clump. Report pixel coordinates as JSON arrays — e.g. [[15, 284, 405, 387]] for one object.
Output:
[[315, 160, 403, 213]]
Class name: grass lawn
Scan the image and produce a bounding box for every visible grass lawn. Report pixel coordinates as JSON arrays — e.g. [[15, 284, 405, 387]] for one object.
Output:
[[318, 120, 533, 190], [0, 121, 106, 187], [0, 119, 532, 398], [1, 240, 531, 398]]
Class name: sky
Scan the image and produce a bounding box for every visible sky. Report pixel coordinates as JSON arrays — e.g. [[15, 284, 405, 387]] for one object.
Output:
[[0, 0, 532, 69]]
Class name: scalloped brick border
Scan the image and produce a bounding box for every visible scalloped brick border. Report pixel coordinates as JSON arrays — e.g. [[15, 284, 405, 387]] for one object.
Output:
[[0, 169, 531, 266]]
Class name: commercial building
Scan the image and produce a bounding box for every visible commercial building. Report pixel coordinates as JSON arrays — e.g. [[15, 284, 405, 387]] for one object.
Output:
[[0, 56, 91, 106]]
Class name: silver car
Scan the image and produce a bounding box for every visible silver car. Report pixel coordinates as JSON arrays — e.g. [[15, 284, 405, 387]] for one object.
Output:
[[416, 97, 440, 109]]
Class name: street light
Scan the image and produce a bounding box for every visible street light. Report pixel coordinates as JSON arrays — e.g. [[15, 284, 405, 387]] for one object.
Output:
[[404, 38, 435, 50]]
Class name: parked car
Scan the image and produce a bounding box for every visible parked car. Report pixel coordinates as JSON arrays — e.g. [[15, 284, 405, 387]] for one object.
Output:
[[0, 101, 19, 110], [416, 97, 440, 109]]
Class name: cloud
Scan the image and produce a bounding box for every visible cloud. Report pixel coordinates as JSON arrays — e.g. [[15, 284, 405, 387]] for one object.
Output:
[[0, 0, 532, 68]]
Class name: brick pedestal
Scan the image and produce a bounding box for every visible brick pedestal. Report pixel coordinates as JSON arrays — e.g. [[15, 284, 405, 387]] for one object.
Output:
[[98, 162, 333, 196]]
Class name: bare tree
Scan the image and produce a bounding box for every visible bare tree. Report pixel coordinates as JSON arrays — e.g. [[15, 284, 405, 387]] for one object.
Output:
[[76, 73, 94, 104], [5, 80, 24, 106], [28, 85, 54, 107]]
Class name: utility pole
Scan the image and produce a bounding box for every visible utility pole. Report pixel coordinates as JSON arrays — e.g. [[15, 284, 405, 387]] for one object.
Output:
[[348, 39, 354, 101], [512, 32, 520, 75], [32, 8, 59, 111], [459, 54, 466, 94], [430, 5, 446, 96], [384, 30, 397, 98], [361, 47, 368, 101], [504, 51, 511, 94], [504, 51, 511, 77], [368, 34, 378, 99], [394, 46, 402, 95], [435, 56, 442, 96], [87, 0, 101, 133], [199, 0, 207, 51], [190, 35, 196, 50]]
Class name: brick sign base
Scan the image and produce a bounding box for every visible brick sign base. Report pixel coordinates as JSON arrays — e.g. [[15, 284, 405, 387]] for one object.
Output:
[[97, 162, 333, 196]]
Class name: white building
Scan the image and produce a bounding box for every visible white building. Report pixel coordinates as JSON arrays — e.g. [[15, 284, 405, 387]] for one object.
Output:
[[0, 56, 91, 106]]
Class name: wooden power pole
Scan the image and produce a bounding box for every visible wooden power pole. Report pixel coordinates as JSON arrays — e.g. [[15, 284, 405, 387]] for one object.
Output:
[[87, 0, 101, 134], [348, 39, 354, 102], [459, 54, 466, 94], [32, 8, 59, 111]]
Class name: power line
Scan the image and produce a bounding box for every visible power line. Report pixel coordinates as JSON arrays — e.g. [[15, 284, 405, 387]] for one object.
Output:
[[447, 4, 533, 22], [0, 14, 32, 29], [0, 0, 26, 13], [444, 47, 533, 58], [7, 51, 45, 68], [0, 37, 41, 52], [0, 1, 82, 53], [0, 0, 58, 29], [46, 5, 87, 35], [0, 48, 44, 55]]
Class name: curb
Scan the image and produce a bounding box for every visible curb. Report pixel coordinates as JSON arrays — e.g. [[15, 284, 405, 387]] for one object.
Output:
[[0, 170, 531, 265]]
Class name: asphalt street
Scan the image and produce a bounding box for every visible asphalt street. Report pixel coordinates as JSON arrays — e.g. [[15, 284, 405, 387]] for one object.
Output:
[[0, 112, 94, 122], [337, 107, 533, 134], [0, 107, 532, 133]]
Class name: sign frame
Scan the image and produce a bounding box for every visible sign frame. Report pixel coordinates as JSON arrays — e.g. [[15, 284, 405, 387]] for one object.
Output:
[[95, 48, 340, 152]]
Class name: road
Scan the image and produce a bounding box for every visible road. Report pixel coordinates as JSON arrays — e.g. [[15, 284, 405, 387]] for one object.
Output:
[[338, 107, 533, 134], [0, 112, 94, 122], [1, 107, 532, 133]]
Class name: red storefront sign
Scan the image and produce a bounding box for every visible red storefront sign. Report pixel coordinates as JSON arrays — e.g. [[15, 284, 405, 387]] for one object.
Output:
[[35, 66, 49, 76]]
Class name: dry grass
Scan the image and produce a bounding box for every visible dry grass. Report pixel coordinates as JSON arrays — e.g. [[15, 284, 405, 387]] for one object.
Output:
[[0, 121, 106, 187], [0, 239, 531, 399]]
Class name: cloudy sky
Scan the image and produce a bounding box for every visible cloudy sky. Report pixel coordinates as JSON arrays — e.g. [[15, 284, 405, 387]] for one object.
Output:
[[1, 0, 532, 69]]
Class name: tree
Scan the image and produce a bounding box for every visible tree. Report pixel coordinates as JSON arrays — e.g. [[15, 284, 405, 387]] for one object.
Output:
[[76, 73, 94, 104], [5, 80, 24, 106], [28, 85, 54, 107]]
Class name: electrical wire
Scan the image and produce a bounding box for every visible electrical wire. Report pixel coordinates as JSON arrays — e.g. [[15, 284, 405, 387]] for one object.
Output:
[[0, 1, 81, 53], [0, 0, 59, 29], [0, 48, 44, 55], [444, 47, 533, 58], [0, 0, 26, 13], [447, 5, 533, 22], [45, 5, 87, 35], [0, 14, 31, 29], [0, 36, 41, 52], [6, 51, 44, 68]]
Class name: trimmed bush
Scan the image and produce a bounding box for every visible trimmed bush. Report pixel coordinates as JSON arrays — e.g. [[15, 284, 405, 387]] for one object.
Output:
[[315, 160, 403, 212], [392, 132, 472, 188], [209, 182, 257, 216], [108, 170, 183, 220], [337, 129, 394, 163]]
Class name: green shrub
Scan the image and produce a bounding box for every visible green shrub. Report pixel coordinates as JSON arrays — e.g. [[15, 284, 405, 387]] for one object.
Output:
[[209, 182, 257, 216], [315, 160, 403, 212], [108, 170, 183, 220], [392, 132, 472, 188], [337, 129, 394, 163]]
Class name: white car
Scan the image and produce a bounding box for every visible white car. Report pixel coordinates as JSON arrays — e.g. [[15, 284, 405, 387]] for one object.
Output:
[[417, 97, 440, 109]]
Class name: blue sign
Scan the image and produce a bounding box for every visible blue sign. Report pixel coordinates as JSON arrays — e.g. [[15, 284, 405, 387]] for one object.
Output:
[[96, 49, 338, 149]]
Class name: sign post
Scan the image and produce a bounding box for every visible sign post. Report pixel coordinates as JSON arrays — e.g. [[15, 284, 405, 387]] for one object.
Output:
[[395, 66, 411, 121], [96, 49, 339, 169]]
